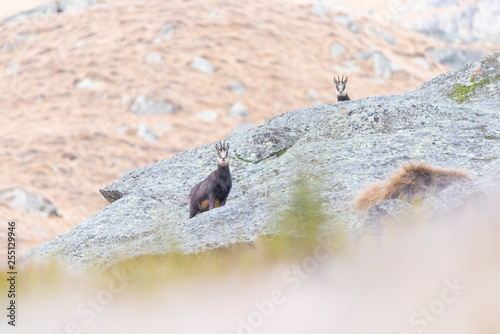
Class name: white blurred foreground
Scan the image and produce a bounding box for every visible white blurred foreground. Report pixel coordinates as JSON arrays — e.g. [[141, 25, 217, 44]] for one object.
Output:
[[3, 197, 500, 334]]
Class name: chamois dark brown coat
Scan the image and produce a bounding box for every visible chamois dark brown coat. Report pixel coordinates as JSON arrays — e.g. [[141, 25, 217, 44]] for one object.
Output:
[[189, 141, 232, 218]]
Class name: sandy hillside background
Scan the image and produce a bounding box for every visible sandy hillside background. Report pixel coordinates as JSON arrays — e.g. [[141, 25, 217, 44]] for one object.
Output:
[[0, 0, 498, 254]]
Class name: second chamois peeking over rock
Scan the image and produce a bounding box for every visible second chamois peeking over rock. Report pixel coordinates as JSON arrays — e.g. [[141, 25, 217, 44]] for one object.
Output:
[[189, 141, 232, 218], [333, 75, 350, 101]]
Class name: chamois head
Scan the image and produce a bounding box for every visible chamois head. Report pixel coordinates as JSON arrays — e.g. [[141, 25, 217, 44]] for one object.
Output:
[[333, 75, 348, 97], [216, 141, 230, 167]]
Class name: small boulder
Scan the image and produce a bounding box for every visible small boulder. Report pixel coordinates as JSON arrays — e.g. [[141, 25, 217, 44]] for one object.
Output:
[[144, 52, 164, 65], [330, 44, 346, 58], [159, 23, 177, 38], [130, 95, 179, 115], [311, 1, 330, 16], [196, 110, 219, 122], [0, 188, 60, 217], [333, 15, 359, 34], [3, 3, 58, 23], [415, 57, 430, 70], [137, 123, 158, 143], [229, 103, 249, 117], [190, 56, 215, 74], [58, 0, 97, 12], [229, 81, 246, 95], [76, 78, 104, 89]]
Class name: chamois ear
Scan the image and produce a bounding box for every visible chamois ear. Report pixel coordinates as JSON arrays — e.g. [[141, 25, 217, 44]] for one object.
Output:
[[333, 76, 338, 84], [343, 76, 348, 84], [226, 143, 230, 150], [215, 143, 220, 151]]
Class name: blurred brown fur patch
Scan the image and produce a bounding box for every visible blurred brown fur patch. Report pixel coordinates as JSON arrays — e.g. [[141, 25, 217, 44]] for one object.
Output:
[[353, 161, 470, 213]]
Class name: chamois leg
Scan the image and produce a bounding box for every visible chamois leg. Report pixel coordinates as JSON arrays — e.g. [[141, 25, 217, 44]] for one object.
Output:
[[209, 194, 216, 210], [221, 197, 227, 206], [189, 202, 198, 219]]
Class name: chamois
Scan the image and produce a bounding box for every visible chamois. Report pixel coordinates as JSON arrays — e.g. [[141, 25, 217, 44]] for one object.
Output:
[[353, 162, 470, 213], [189, 141, 232, 218], [333, 75, 350, 101]]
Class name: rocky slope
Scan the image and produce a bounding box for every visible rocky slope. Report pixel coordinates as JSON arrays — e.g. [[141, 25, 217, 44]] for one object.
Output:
[[22, 52, 500, 271]]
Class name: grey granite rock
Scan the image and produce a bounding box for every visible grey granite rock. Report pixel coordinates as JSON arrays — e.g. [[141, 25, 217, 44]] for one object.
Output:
[[137, 123, 158, 143], [190, 56, 215, 74], [229, 81, 246, 95], [58, 0, 97, 12], [229, 103, 249, 117], [2, 0, 96, 24], [22, 52, 500, 271], [144, 52, 164, 65], [2, 3, 59, 24], [0, 188, 60, 218]]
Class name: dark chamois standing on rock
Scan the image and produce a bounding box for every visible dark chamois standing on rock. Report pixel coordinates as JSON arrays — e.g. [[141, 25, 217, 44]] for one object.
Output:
[[334, 75, 350, 101], [189, 141, 232, 218]]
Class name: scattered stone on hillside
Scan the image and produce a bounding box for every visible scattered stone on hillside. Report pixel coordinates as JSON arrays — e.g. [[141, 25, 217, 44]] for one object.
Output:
[[229, 81, 246, 95], [129, 95, 180, 115], [58, 0, 97, 12], [3, 0, 97, 19], [390, 61, 403, 73], [196, 110, 219, 122], [373, 52, 393, 79], [310, 1, 330, 16], [333, 15, 359, 34], [159, 23, 178, 38], [354, 50, 375, 60], [137, 123, 158, 143], [190, 56, 215, 74], [76, 78, 104, 89], [0, 188, 60, 218], [229, 103, 249, 117], [330, 44, 346, 58], [144, 52, 164, 65], [380, 31, 398, 46], [3, 3, 58, 23], [415, 57, 430, 70], [427, 47, 486, 69]]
